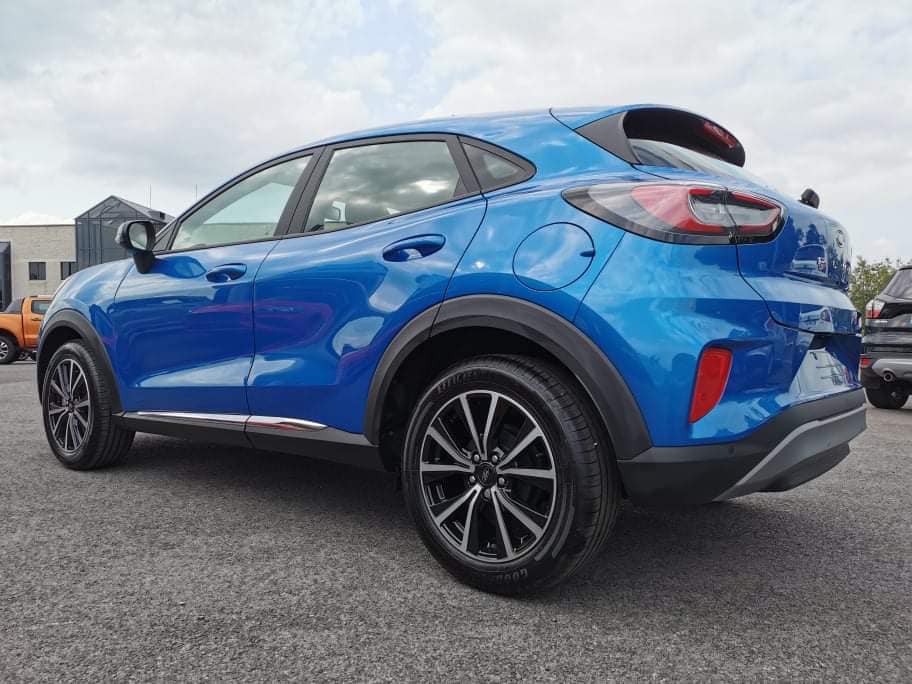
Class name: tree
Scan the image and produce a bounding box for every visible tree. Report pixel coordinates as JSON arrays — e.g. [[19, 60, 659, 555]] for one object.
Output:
[[849, 257, 906, 313]]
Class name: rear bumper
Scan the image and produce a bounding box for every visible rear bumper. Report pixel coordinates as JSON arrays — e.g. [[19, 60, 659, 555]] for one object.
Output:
[[618, 389, 866, 505], [860, 351, 912, 388]]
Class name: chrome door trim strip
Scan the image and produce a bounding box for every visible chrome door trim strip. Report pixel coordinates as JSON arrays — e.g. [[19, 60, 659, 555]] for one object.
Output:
[[246, 416, 326, 432], [134, 411, 249, 426], [127, 411, 328, 433]]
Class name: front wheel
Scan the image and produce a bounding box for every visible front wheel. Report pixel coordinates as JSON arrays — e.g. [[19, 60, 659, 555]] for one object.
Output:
[[41, 340, 135, 469], [866, 386, 909, 410], [402, 355, 620, 594]]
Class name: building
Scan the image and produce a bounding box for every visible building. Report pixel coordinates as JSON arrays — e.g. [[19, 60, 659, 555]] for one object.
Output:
[[0, 224, 76, 310], [75, 196, 172, 272], [1, 196, 172, 309]]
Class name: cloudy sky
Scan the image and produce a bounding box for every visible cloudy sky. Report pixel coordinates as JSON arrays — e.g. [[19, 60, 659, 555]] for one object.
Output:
[[1, 1, 910, 259]]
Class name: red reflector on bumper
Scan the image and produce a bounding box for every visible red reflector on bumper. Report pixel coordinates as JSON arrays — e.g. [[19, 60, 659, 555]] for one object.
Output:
[[689, 348, 733, 423]]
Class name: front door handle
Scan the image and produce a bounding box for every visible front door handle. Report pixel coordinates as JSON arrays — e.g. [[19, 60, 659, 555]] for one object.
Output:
[[382, 234, 446, 262], [205, 263, 247, 282]]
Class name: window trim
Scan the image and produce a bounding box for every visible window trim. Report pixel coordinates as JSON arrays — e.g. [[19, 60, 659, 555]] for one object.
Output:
[[458, 135, 536, 193], [160, 148, 324, 255], [153, 132, 533, 254], [281, 133, 481, 238]]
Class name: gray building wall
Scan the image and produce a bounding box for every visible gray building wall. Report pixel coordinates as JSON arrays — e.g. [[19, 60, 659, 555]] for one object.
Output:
[[0, 224, 76, 309]]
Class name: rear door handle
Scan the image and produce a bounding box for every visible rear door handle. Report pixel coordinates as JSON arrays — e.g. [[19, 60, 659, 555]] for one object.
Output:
[[205, 263, 247, 282], [382, 234, 446, 262]]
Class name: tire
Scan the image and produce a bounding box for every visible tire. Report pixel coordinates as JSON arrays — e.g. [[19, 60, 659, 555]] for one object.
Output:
[[865, 386, 909, 410], [0, 333, 19, 365], [41, 340, 134, 469], [402, 355, 620, 595]]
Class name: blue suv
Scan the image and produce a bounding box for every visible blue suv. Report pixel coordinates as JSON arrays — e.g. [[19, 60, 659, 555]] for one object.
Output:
[[38, 105, 865, 593]]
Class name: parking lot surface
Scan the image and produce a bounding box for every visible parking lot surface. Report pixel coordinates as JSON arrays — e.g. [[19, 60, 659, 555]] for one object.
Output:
[[1, 362, 910, 681]]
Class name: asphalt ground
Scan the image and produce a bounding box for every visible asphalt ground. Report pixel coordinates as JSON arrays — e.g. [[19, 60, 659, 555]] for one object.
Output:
[[1, 361, 910, 681]]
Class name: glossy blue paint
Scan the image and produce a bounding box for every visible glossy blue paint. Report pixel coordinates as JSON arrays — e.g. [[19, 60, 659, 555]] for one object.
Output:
[[639, 165, 858, 335], [513, 223, 594, 291], [575, 229, 859, 446], [246, 196, 486, 432], [40, 105, 861, 459], [110, 242, 278, 414], [41, 259, 134, 404]]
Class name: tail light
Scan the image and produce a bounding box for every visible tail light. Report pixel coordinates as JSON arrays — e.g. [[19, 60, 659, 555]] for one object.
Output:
[[689, 347, 732, 423], [866, 299, 885, 319], [563, 182, 783, 244], [860, 356, 873, 369]]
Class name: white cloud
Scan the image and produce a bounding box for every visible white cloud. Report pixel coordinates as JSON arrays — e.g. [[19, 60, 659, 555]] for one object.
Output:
[[1, 0, 910, 260], [331, 52, 394, 95], [411, 0, 912, 259], [2, 211, 73, 226]]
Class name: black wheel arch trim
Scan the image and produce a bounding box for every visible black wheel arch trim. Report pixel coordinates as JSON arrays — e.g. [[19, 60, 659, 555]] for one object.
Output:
[[37, 309, 123, 414], [364, 295, 652, 460]]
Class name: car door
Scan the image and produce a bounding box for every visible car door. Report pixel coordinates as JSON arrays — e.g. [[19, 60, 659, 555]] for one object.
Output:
[[110, 152, 316, 414], [247, 135, 486, 437], [24, 299, 49, 348]]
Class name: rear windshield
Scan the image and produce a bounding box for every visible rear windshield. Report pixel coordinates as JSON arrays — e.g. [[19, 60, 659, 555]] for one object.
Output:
[[884, 268, 912, 299], [630, 139, 773, 189], [4, 299, 22, 313]]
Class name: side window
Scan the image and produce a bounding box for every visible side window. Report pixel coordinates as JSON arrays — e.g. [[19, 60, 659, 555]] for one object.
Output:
[[30, 300, 50, 315], [172, 155, 311, 251], [463, 142, 530, 191], [303, 141, 463, 233]]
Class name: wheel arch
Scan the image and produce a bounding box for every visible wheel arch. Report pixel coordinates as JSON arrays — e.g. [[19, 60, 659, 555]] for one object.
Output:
[[37, 310, 122, 413], [364, 295, 652, 466]]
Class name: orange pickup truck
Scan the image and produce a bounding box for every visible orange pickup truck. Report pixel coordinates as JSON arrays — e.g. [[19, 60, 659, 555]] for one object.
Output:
[[0, 296, 52, 364]]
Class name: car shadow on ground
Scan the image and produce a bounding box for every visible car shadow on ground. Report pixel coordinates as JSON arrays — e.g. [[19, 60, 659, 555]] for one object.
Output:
[[116, 433, 870, 608]]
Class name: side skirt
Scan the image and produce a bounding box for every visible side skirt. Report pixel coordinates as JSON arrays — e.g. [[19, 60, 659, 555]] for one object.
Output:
[[117, 411, 384, 471]]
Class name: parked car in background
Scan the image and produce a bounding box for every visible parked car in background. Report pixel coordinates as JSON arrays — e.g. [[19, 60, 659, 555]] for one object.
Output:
[[861, 265, 912, 409], [0, 296, 52, 364], [36, 105, 865, 594]]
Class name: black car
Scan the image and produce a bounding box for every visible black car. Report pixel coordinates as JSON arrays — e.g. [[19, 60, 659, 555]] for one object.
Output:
[[861, 265, 912, 409]]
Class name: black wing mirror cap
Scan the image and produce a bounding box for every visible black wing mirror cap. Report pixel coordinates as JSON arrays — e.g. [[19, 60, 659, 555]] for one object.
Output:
[[115, 220, 157, 273], [799, 188, 820, 209]]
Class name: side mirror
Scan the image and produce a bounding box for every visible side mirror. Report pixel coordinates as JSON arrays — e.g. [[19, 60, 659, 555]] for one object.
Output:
[[115, 220, 157, 274]]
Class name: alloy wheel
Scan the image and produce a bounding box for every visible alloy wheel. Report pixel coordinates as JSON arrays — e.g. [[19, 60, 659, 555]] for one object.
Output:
[[0, 340, 8, 361], [46, 358, 93, 454], [419, 391, 557, 563]]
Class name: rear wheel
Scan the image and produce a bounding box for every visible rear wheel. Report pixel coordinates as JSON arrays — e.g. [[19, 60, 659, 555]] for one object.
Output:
[[402, 355, 619, 594], [41, 340, 134, 469], [865, 386, 909, 410], [0, 334, 19, 365]]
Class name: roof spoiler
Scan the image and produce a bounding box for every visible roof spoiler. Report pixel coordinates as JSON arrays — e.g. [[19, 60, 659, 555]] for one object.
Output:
[[558, 106, 746, 167]]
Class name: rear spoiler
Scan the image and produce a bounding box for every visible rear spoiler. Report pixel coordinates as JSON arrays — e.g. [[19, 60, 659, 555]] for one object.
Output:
[[552, 105, 745, 167]]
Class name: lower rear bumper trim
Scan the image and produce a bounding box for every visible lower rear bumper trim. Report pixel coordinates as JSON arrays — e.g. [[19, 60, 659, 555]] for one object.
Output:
[[617, 389, 866, 505], [713, 404, 865, 500]]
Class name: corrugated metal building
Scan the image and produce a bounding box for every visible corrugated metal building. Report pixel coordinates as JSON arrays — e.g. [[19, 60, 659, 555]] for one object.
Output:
[[74, 196, 172, 272]]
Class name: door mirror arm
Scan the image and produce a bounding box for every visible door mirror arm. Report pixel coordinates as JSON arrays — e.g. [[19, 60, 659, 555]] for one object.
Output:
[[115, 220, 158, 274]]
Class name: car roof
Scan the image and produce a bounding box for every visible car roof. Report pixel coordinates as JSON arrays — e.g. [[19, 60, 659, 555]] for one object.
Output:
[[289, 108, 560, 151]]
